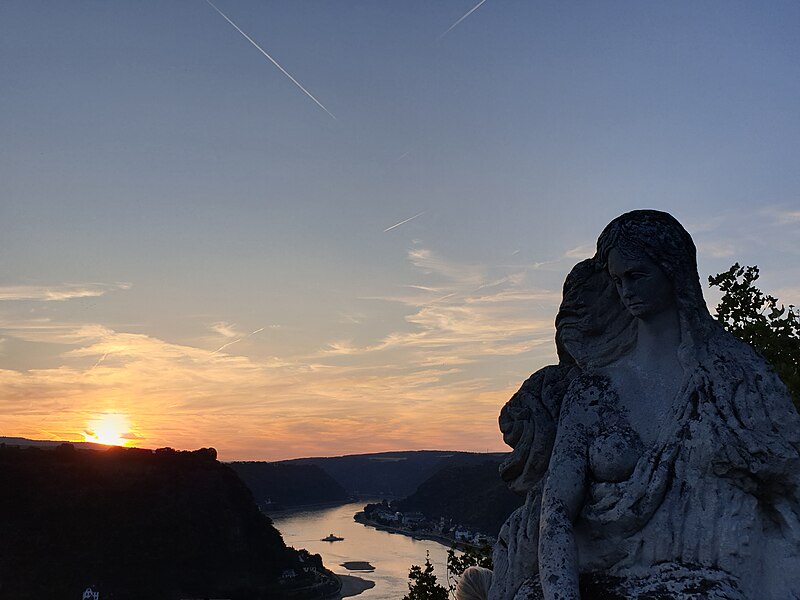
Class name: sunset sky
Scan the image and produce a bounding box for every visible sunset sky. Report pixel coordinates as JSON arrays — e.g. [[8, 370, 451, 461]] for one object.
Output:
[[2, 1, 799, 460]]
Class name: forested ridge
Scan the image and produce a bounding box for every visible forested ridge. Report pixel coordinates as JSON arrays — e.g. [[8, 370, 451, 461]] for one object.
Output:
[[286, 450, 506, 498], [395, 459, 523, 535], [230, 461, 350, 507], [0, 443, 325, 600]]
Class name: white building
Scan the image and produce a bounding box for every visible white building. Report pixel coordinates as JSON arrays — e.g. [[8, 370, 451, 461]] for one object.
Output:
[[82, 588, 99, 600]]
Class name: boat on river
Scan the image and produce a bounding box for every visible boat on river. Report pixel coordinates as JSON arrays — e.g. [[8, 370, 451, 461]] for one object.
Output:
[[321, 533, 344, 542]]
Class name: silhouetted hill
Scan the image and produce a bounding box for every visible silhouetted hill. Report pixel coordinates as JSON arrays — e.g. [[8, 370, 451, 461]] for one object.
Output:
[[284, 450, 503, 497], [230, 462, 350, 508], [0, 443, 333, 600], [0, 435, 111, 451], [395, 459, 523, 535]]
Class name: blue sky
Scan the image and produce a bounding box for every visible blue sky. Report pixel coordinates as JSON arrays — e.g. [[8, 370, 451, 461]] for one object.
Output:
[[1, 1, 799, 459]]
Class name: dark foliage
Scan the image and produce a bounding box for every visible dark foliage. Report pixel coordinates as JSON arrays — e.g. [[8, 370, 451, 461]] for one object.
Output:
[[709, 263, 800, 407], [230, 462, 350, 508], [445, 542, 493, 597], [0, 444, 316, 600], [404, 543, 493, 600], [404, 552, 448, 600], [395, 460, 523, 535]]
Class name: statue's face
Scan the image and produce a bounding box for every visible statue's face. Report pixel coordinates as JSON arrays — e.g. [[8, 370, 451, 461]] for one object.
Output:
[[607, 248, 675, 320]]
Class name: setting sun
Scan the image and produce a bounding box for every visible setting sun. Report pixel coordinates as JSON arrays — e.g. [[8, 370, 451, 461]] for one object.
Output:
[[83, 413, 134, 447]]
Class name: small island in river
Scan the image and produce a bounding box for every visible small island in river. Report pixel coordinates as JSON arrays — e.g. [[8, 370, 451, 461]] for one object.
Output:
[[340, 561, 375, 572]]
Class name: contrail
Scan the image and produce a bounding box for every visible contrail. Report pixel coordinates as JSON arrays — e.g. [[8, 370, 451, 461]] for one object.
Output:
[[211, 326, 266, 356], [211, 338, 242, 355], [438, 0, 488, 40], [88, 352, 109, 372], [204, 0, 336, 120], [384, 211, 426, 232]]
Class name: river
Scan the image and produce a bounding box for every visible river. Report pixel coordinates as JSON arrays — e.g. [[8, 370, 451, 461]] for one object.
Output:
[[271, 502, 452, 600]]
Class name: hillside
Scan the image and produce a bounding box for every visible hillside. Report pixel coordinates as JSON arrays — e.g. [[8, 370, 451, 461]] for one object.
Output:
[[284, 450, 504, 497], [394, 459, 523, 535], [230, 461, 350, 508], [0, 436, 112, 451], [0, 443, 334, 600]]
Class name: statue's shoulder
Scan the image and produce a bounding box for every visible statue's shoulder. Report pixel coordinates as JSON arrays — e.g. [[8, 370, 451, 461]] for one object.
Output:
[[509, 364, 577, 418], [703, 326, 793, 395], [518, 364, 575, 393]]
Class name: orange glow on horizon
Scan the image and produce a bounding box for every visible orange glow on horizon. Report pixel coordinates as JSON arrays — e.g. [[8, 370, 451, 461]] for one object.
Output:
[[83, 413, 136, 447]]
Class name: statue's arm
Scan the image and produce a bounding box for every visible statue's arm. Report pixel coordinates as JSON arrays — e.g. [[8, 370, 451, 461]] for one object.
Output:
[[538, 396, 589, 600]]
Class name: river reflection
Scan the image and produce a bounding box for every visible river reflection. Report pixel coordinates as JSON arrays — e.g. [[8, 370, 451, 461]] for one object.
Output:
[[272, 502, 451, 600]]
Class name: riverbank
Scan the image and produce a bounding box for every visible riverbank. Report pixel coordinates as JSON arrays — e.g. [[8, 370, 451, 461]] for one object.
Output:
[[336, 574, 375, 598], [353, 511, 460, 549]]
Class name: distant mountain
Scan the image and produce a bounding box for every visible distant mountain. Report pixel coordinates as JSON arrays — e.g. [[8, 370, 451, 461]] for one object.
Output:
[[283, 450, 505, 497], [0, 443, 335, 600], [394, 458, 523, 536], [230, 461, 350, 508], [0, 436, 110, 450]]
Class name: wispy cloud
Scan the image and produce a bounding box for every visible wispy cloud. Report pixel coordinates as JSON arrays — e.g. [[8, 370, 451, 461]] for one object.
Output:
[[689, 206, 800, 269], [778, 211, 800, 225], [324, 246, 559, 369], [564, 244, 595, 260], [407, 247, 485, 285], [0, 283, 130, 302], [763, 207, 800, 226], [211, 322, 241, 339], [697, 241, 736, 259], [0, 320, 118, 345]]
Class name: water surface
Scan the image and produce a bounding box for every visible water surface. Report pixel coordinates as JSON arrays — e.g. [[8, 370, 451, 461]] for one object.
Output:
[[272, 502, 451, 599]]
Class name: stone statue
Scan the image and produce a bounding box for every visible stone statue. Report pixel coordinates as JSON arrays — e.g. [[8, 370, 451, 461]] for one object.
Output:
[[484, 210, 800, 600]]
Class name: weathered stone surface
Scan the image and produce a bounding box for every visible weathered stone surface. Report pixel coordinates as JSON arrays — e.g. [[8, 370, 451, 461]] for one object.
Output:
[[483, 211, 800, 600], [512, 564, 746, 600]]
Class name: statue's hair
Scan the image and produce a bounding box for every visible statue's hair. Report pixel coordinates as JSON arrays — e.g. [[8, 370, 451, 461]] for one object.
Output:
[[555, 258, 636, 369]]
